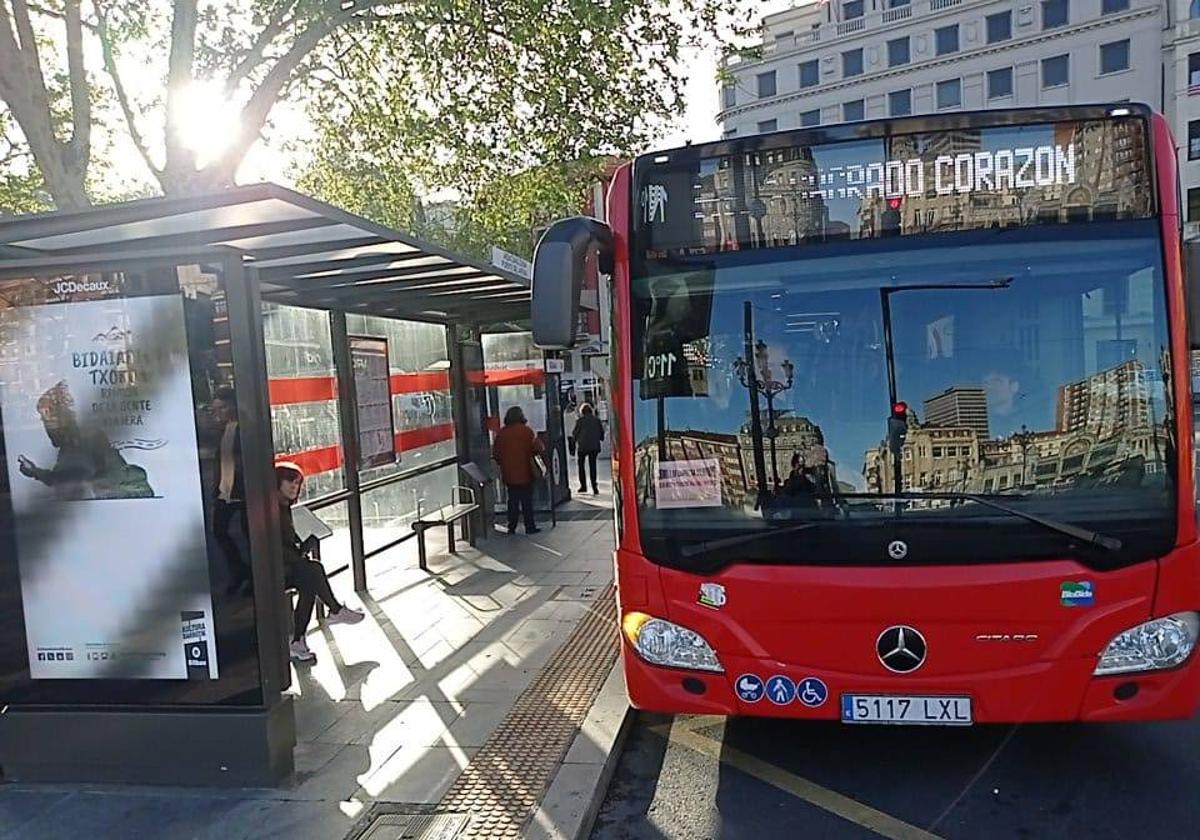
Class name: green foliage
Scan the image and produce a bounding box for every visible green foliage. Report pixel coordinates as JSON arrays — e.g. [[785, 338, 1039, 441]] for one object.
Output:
[[0, 168, 50, 216], [2, 0, 755, 214], [298, 0, 753, 254]]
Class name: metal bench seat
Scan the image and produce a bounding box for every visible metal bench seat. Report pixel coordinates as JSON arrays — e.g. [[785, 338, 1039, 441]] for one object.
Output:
[[412, 486, 479, 571]]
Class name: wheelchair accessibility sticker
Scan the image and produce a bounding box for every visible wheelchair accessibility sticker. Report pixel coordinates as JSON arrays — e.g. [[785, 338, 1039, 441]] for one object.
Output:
[[797, 677, 829, 708]]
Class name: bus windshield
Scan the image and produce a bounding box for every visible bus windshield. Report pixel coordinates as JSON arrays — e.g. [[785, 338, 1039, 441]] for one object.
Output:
[[630, 222, 1176, 571]]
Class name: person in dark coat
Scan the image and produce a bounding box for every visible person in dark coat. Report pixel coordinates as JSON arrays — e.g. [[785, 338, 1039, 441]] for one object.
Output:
[[572, 403, 605, 494]]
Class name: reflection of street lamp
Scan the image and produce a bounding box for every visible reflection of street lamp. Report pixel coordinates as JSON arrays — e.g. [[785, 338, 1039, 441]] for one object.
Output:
[[1012, 424, 1033, 488], [735, 342, 795, 487]]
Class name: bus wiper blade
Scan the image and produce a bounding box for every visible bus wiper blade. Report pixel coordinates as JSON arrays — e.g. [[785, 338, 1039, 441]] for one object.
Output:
[[860, 492, 1122, 552], [679, 522, 819, 559]]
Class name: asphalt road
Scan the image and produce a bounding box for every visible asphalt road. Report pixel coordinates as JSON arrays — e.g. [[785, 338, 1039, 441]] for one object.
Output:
[[590, 711, 1200, 839]]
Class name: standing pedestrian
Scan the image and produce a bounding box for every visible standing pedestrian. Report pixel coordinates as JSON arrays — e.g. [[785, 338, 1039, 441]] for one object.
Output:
[[572, 403, 604, 494], [563, 397, 580, 456], [210, 386, 251, 595], [492, 406, 545, 534]]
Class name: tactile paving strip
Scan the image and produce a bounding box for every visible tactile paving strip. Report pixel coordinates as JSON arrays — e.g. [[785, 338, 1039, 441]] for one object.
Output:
[[437, 585, 619, 838]]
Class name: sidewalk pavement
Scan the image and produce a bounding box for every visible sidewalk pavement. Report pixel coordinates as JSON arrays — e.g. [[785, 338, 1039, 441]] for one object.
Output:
[[0, 463, 631, 840]]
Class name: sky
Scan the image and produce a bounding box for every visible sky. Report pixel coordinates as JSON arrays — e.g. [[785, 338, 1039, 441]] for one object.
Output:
[[655, 0, 796, 151]]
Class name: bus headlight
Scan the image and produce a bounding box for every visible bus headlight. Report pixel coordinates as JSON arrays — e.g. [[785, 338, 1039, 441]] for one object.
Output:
[[621, 611, 723, 673], [1094, 612, 1200, 676]]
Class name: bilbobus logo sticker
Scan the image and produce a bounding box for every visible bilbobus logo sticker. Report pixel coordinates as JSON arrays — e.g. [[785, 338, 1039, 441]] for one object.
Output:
[[1060, 581, 1094, 607], [698, 582, 726, 609]]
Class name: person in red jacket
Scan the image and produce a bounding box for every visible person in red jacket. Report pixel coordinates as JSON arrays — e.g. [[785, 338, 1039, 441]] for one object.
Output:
[[492, 406, 545, 534]]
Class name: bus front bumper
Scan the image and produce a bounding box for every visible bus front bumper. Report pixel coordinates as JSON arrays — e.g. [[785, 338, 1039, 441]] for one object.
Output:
[[620, 641, 1200, 723]]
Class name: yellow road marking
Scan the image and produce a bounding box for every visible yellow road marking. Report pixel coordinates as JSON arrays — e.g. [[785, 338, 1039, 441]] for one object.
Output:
[[652, 717, 944, 840]]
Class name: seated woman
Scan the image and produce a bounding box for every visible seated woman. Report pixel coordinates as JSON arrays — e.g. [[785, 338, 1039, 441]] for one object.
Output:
[[276, 462, 364, 663]]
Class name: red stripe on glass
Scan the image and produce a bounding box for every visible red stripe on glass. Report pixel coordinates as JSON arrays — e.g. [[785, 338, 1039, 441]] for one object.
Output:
[[390, 371, 451, 393], [396, 421, 455, 451], [278, 444, 343, 477], [467, 368, 545, 386], [269, 376, 338, 405]]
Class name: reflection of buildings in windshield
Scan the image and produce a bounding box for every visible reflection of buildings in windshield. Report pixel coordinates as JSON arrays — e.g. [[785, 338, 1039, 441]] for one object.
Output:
[[859, 120, 1149, 240], [633, 429, 749, 508], [697, 149, 830, 251], [863, 359, 1161, 496], [633, 414, 850, 510]]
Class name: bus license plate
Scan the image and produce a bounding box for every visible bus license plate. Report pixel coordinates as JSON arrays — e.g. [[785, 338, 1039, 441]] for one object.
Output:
[[841, 695, 972, 725]]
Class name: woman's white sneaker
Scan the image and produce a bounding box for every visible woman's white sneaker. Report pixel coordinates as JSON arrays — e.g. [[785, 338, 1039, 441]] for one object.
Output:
[[289, 639, 317, 663], [327, 606, 365, 625]]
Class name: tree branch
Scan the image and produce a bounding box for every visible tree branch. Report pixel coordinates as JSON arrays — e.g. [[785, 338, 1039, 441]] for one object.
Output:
[[0, 0, 89, 207], [203, 3, 388, 187], [222, 0, 299, 96], [64, 0, 89, 166], [95, 5, 160, 178]]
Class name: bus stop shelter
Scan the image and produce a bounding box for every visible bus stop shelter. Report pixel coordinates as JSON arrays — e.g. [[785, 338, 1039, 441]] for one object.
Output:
[[0, 184, 564, 787]]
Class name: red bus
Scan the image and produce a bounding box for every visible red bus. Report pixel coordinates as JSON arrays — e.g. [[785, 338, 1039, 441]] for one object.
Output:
[[533, 105, 1200, 724]]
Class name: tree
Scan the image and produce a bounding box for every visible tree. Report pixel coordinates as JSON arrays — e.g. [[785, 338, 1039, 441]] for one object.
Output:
[[0, 1, 753, 212]]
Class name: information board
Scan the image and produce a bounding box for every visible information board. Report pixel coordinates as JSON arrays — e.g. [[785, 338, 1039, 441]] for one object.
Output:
[[350, 335, 397, 469]]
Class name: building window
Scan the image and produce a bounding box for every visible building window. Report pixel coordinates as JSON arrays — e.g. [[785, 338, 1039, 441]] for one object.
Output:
[[1100, 40, 1129, 74], [1193, 0, 1200, 20], [889, 88, 912, 116], [757, 119, 778, 134], [1189, 187, 1200, 221], [1101, 0, 1129, 12], [800, 109, 820, 127], [936, 78, 961, 109], [986, 11, 1012, 43], [933, 446, 943, 458], [843, 99, 865, 122], [843, 0, 865, 19], [888, 37, 910, 67], [1190, 54, 1200, 87], [1042, 54, 1069, 88], [723, 127, 738, 139], [1042, 0, 1068, 29], [799, 59, 819, 88], [1189, 121, 1200, 160], [757, 71, 776, 98], [987, 67, 1013, 99], [935, 25, 959, 56], [722, 86, 736, 109], [843, 48, 864, 78], [889, 0, 911, 6]]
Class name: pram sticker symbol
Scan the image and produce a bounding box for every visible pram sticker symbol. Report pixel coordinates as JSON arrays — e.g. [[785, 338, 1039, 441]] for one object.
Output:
[[736, 674, 764, 703]]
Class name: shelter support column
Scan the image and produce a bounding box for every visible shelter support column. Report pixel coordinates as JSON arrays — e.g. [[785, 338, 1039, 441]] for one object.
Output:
[[451, 322, 495, 540], [331, 311, 368, 592]]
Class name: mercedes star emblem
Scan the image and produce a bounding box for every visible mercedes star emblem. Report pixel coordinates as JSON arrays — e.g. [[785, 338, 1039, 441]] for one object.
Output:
[[877, 625, 927, 673], [887, 540, 908, 560]]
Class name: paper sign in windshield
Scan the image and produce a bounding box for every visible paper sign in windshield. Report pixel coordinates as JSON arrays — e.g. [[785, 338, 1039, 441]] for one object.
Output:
[[656, 458, 722, 509]]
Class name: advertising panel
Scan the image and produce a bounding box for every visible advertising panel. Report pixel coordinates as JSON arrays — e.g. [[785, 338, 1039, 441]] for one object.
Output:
[[0, 294, 218, 680]]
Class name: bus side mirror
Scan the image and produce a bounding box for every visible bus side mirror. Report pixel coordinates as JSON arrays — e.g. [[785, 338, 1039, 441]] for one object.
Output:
[[1186, 241, 1200, 351], [532, 217, 614, 349]]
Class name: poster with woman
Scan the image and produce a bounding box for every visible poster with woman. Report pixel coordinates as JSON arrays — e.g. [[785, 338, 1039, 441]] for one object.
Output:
[[0, 293, 218, 680]]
